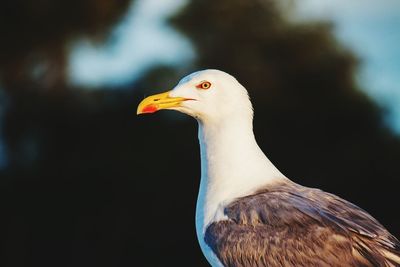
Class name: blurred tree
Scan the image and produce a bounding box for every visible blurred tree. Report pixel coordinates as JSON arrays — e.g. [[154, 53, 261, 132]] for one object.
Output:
[[0, 0, 130, 167], [0, 0, 130, 89]]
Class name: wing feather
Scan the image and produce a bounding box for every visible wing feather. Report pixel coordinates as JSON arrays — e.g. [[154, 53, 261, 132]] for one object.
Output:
[[205, 182, 400, 267]]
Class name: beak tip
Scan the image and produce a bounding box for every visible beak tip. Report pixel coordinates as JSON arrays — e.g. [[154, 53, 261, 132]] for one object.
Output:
[[136, 107, 143, 115], [136, 104, 158, 115], [136, 91, 172, 116]]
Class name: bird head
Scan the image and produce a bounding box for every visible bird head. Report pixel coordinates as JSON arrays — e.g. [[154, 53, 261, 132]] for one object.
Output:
[[137, 69, 253, 122]]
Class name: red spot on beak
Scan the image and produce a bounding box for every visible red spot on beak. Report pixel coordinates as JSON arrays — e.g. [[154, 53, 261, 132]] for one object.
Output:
[[142, 104, 158, 114]]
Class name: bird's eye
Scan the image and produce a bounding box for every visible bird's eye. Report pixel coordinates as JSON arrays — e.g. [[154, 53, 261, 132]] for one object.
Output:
[[196, 81, 212, 90]]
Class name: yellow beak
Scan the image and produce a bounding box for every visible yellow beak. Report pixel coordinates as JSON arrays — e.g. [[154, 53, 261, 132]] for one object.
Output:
[[137, 91, 192, 115]]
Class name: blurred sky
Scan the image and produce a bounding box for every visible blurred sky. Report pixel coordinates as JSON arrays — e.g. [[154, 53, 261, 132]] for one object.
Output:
[[68, 0, 193, 88], [68, 0, 400, 131], [294, 0, 400, 132]]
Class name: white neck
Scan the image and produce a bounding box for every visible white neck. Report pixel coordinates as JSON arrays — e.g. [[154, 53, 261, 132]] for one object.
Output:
[[195, 111, 286, 237]]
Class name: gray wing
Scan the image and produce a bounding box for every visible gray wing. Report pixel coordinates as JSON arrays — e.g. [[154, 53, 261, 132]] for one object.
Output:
[[205, 182, 400, 267]]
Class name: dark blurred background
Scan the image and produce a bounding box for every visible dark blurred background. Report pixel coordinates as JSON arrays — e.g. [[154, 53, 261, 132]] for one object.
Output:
[[1, 0, 399, 266]]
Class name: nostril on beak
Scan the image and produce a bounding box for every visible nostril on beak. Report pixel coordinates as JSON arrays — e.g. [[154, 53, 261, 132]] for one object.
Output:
[[154, 98, 160, 102]]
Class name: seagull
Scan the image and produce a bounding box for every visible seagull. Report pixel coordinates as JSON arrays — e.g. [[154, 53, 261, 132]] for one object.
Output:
[[137, 69, 400, 267]]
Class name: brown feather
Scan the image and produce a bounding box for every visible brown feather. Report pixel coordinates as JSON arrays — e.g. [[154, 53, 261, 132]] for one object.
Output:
[[205, 181, 400, 267]]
